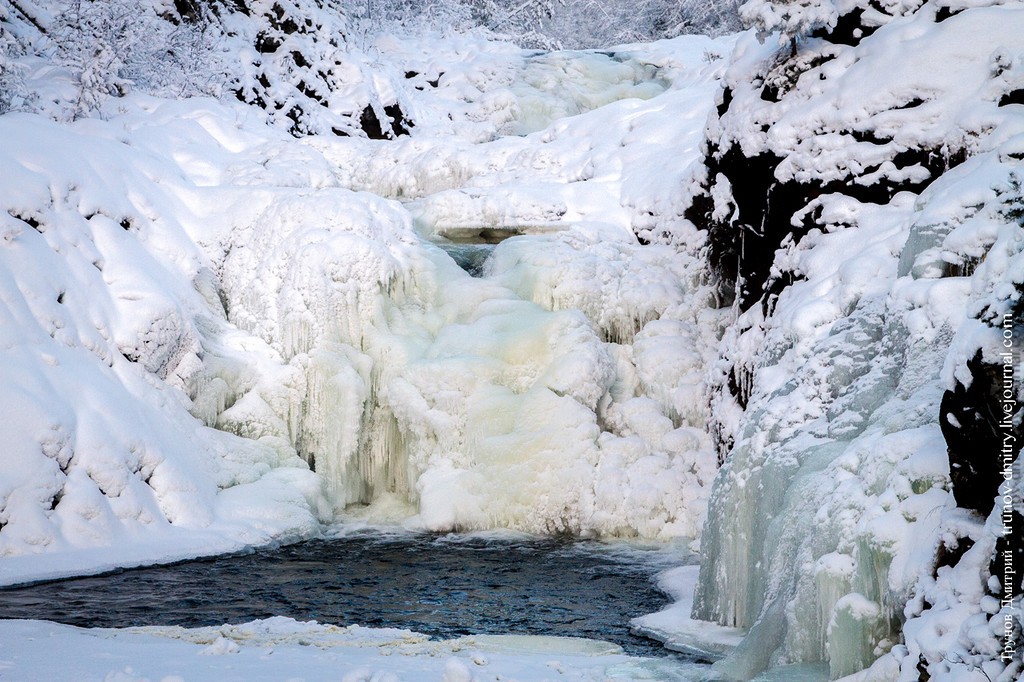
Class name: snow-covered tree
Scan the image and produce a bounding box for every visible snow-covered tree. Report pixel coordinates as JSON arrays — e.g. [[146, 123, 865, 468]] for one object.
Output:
[[354, 0, 743, 49], [475, 0, 561, 47], [739, 0, 838, 52], [541, 0, 741, 48], [0, 17, 32, 114], [53, 1, 133, 118], [46, 0, 224, 119]]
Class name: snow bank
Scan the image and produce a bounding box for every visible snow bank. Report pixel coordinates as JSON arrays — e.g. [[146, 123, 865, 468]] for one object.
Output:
[[0, 110, 327, 586], [0, 617, 713, 681]]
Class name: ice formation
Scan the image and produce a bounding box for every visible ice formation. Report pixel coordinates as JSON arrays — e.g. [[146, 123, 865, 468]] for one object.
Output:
[[203, 35, 732, 538]]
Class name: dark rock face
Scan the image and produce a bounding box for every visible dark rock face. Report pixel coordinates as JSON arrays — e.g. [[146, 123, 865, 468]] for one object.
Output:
[[810, 8, 870, 45], [940, 290, 1022, 606], [692, 137, 957, 313], [173, 0, 202, 23], [688, 147, 784, 310], [999, 89, 1024, 107], [686, 2, 993, 434], [358, 103, 413, 140], [939, 351, 1018, 516]]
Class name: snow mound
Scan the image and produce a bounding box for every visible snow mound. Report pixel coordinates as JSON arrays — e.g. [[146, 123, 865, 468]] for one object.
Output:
[[0, 111, 326, 585]]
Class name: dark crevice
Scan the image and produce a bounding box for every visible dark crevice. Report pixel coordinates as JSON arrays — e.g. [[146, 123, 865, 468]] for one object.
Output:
[[716, 87, 732, 119], [384, 103, 412, 136], [173, 0, 202, 23], [934, 536, 974, 575], [998, 89, 1024, 107], [359, 105, 387, 139], [10, 212, 42, 232], [255, 31, 281, 54], [939, 350, 1021, 516], [811, 8, 873, 46]]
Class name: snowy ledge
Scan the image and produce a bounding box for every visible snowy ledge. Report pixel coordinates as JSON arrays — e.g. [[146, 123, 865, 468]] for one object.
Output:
[[631, 565, 746, 661]]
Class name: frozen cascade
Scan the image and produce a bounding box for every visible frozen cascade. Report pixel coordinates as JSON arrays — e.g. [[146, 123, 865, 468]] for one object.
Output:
[[0, 13, 735, 635], [693, 297, 950, 679], [184, 40, 729, 537], [194, 181, 721, 536], [690, 136, 1024, 677]]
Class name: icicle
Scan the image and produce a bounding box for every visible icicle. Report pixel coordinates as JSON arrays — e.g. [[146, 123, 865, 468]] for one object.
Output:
[[815, 553, 856, 654], [826, 595, 887, 679]]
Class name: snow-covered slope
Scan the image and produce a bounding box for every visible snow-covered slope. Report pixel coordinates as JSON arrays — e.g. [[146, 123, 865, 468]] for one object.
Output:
[[0, 104, 330, 584]]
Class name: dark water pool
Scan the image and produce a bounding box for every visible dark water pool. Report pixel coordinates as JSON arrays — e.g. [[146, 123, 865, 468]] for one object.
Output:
[[436, 242, 494, 276], [0, 531, 684, 658]]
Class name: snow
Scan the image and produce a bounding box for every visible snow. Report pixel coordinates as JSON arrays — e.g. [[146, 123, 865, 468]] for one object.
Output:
[[631, 564, 747, 661], [0, 110, 328, 586], [0, 617, 716, 681], [690, 0, 1024, 678]]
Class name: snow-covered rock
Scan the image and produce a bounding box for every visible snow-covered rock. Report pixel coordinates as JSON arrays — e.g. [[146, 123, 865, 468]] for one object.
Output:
[[687, 0, 1023, 679]]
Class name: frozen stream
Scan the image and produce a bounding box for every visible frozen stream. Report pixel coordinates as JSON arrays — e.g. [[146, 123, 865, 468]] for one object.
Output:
[[0, 531, 695, 660]]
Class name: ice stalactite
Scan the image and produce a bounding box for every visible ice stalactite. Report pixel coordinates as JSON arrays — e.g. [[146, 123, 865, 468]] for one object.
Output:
[[350, 366, 413, 505], [294, 345, 368, 493], [694, 301, 952, 679]]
